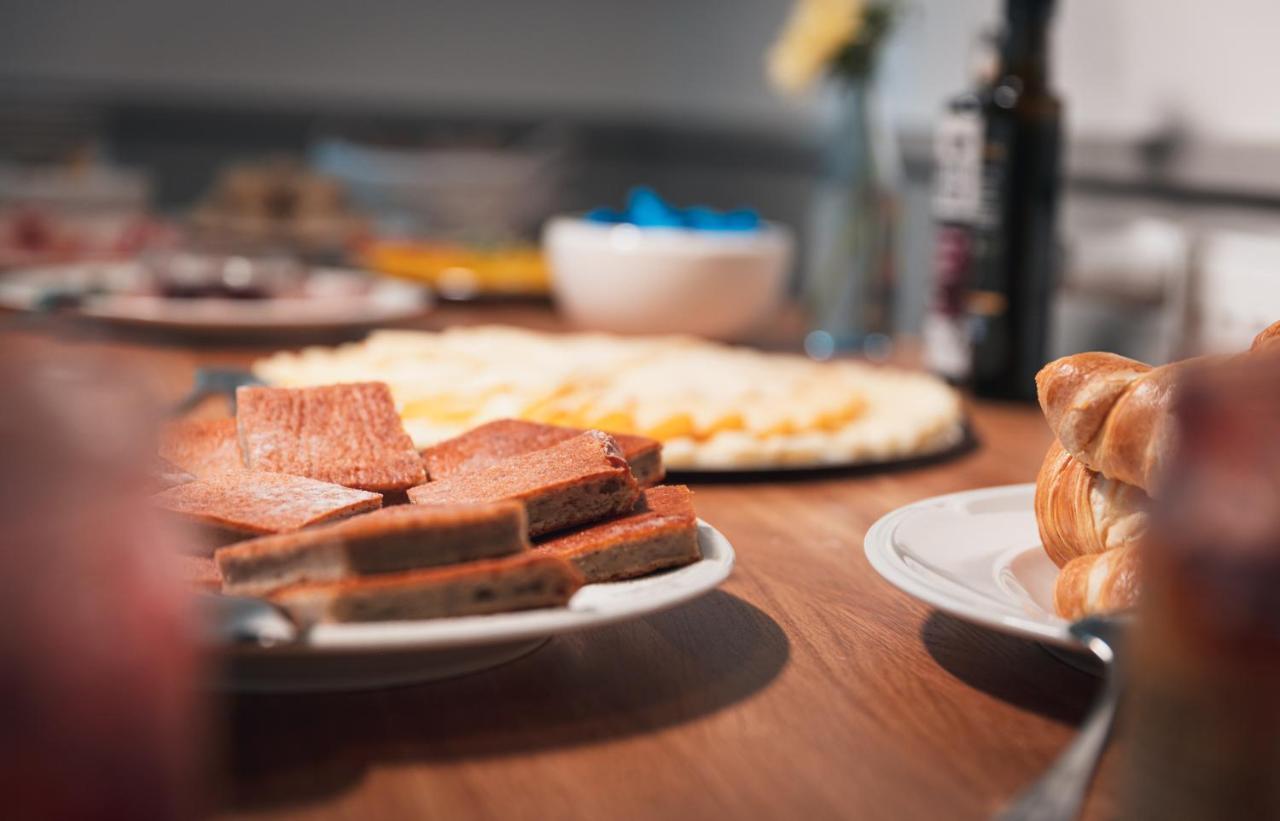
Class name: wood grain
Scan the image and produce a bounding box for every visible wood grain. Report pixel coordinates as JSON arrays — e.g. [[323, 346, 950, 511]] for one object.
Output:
[[11, 307, 1117, 820]]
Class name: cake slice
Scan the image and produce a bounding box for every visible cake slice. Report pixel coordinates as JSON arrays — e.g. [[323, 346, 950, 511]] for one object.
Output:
[[159, 417, 244, 477], [154, 471, 382, 544], [216, 501, 529, 597], [269, 552, 583, 625], [236, 382, 426, 492], [407, 430, 640, 537], [422, 419, 664, 486], [151, 456, 196, 490], [178, 555, 222, 591], [536, 485, 701, 582]]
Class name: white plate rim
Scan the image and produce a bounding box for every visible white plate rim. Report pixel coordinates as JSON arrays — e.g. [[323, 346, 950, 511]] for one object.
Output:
[[864, 483, 1077, 647], [229, 518, 735, 656]]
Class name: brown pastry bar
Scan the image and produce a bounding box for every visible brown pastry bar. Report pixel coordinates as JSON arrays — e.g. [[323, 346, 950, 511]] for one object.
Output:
[[407, 430, 640, 537], [236, 382, 426, 492], [159, 417, 244, 477], [216, 501, 529, 597], [536, 485, 701, 582], [151, 456, 196, 491], [270, 552, 583, 625], [422, 419, 664, 486], [154, 470, 382, 540], [178, 555, 222, 591]]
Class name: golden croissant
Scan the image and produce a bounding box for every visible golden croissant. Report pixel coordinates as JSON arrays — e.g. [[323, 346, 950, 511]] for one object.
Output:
[[1035, 321, 1280, 494], [1034, 320, 1280, 618], [1053, 545, 1140, 621], [1034, 440, 1147, 569]]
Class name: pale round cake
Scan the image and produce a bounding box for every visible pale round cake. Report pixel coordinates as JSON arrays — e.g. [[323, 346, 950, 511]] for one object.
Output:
[[253, 326, 965, 470]]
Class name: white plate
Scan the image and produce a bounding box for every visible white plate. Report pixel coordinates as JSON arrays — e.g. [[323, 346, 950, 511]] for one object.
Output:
[[864, 484, 1075, 647], [217, 519, 735, 691], [0, 262, 431, 335]]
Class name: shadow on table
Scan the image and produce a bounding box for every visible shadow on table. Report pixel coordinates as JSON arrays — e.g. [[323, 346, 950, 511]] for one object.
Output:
[[216, 590, 788, 812], [668, 424, 979, 486], [920, 611, 1099, 726]]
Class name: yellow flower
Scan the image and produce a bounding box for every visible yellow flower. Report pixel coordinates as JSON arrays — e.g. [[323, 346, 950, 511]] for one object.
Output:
[[767, 0, 864, 94]]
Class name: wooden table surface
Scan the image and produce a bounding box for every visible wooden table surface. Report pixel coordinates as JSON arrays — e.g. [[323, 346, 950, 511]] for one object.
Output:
[[40, 305, 1114, 820]]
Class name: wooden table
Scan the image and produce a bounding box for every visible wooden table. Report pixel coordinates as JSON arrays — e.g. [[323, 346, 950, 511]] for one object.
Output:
[[43, 306, 1112, 820]]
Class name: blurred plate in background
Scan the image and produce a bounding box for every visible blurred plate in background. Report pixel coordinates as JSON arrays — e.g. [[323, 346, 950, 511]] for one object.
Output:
[[0, 260, 432, 337]]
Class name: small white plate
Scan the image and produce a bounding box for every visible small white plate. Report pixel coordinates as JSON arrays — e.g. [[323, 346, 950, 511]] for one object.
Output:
[[864, 484, 1075, 647], [217, 519, 735, 691], [0, 262, 431, 336]]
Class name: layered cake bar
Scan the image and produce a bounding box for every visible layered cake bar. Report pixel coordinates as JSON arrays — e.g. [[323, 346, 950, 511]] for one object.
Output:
[[178, 555, 222, 591], [421, 419, 664, 486], [151, 456, 196, 490], [236, 382, 426, 492], [536, 485, 700, 582], [216, 500, 529, 596], [407, 430, 640, 537], [159, 417, 244, 477], [154, 471, 382, 540], [270, 552, 583, 625]]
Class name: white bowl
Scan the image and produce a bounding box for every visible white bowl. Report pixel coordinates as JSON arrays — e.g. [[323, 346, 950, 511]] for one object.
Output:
[[543, 216, 792, 340]]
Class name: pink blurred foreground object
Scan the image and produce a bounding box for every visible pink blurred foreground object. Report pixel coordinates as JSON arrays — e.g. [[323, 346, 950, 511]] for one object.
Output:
[[1125, 347, 1280, 818], [0, 331, 205, 821]]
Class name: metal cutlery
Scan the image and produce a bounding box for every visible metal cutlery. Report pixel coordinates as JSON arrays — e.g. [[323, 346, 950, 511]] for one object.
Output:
[[196, 592, 300, 648], [996, 613, 1131, 821], [169, 367, 263, 416]]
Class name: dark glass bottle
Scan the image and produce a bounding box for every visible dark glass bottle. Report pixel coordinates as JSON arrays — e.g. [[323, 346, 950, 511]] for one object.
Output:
[[966, 0, 1063, 400]]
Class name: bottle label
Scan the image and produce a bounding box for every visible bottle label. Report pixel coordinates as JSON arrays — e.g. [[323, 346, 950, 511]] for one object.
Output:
[[932, 110, 985, 223], [924, 224, 976, 380], [925, 108, 986, 381]]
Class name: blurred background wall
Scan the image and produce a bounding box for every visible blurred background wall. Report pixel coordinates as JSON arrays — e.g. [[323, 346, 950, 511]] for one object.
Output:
[[3, 0, 1280, 349], [8, 0, 1280, 141]]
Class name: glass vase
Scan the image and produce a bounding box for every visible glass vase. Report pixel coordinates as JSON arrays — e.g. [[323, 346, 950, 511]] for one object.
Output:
[[803, 76, 902, 360]]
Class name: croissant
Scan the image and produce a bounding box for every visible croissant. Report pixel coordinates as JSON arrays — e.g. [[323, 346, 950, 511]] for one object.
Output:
[[1253, 320, 1280, 352], [1035, 441, 1148, 568], [1053, 545, 1140, 620], [1035, 320, 1280, 493]]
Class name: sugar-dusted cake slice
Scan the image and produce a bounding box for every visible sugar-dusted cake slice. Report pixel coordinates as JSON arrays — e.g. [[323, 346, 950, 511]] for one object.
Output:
[[407, 430, 639, 537], [422, 419, 664, 486], [236, 382, 426, 492], [536, 485, 700, 582], [178, 555, 222, 591], [159, 417, 244, 477], [151, 456, 196, 490], [154, 471, 382, 541], [216, 501, 529, 597], [270, 552, 583, 625]]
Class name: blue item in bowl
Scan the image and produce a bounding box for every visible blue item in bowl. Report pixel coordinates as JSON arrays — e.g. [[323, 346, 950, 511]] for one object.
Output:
[[585, 187, 761, 232], [583, 207, 625, 224]]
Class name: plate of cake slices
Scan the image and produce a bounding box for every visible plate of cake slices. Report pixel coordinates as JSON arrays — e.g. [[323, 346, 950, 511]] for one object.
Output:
[[251, 326, 966, 472], [157, 380, 733, 691], [866, 320, 1280, 649]]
